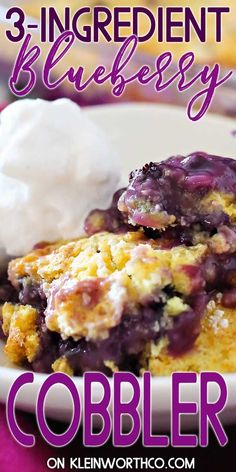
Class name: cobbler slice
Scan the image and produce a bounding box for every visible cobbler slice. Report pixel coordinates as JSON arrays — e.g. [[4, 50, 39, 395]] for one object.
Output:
[[1, 152, 236, 376], [118, 152, 236, 231], [1, 225, 236, 375], [2, 231, 207, 374]]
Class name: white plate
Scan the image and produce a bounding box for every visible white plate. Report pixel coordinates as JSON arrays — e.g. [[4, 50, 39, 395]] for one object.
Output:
[[1, 103, 236, 429]]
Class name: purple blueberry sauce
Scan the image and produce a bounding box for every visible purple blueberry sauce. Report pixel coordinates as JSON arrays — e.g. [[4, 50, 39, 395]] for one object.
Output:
[[167, 293, 207, 355], [118, 152, 236, 230], [84, 188, 133, 236], [28, 290, 210, 374], [0, 273, 18, 340], [23, 293, 166, 375], [57, 303, 165, 375]]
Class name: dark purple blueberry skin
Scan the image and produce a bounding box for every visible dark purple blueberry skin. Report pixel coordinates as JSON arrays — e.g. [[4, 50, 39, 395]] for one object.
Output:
[[143, 225, 195, 247], [0, 273, 19, 340], [167, 293, 207, 355], [0, 273, 18, 304], [32, 312, 60, 374], [119, 152, 236, 230], [18, 278, 46, 309]]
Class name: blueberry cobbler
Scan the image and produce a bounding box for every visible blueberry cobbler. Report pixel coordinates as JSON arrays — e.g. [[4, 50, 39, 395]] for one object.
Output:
[[1, 151, 236, 376]]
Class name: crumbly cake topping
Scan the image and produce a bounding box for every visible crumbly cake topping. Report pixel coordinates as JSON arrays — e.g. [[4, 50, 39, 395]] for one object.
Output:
[[8, 231, 207, 341], [52, 357, 74, 376], [206, 300, 229, 334], [144, 304, 236, 376], [2, 303, 39, 364]]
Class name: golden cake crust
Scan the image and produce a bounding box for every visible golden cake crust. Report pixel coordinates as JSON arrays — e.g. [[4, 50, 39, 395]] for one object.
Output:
[[2, 303, 39, 364], [8, 231, 207, 342], [144, 303, 236, 375]]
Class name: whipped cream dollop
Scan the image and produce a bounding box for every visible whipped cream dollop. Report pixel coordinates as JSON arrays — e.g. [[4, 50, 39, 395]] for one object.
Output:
[[0, 98, 120, 257]]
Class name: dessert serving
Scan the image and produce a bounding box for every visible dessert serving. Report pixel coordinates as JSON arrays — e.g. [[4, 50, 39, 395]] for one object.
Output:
[[1, 100, 236, 377]]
